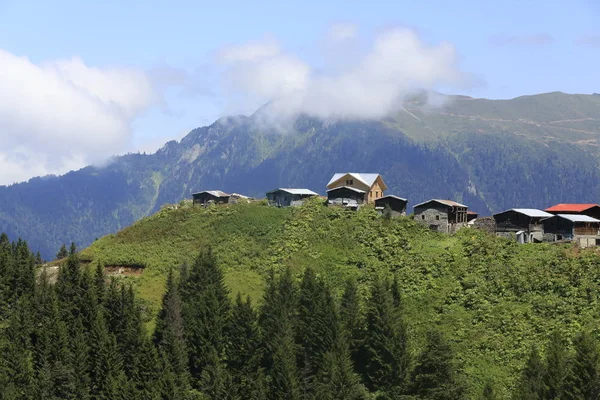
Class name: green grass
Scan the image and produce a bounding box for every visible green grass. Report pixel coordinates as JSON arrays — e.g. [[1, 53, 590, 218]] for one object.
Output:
[[81, 199, 600, 398]]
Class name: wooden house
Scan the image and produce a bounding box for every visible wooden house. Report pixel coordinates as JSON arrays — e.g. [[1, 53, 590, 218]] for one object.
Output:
[[542, 214, 600, 248], [374, 195, 408, 217], [192, 190, 230, 206], [266, 188, 318, 207], [493, 208, 553, 243], [326, 173, 387, 204], [467, 211, 479, 222], [413, 199, 468, 233], [326, 186, 366, 210], [544, 204, 600, 220]]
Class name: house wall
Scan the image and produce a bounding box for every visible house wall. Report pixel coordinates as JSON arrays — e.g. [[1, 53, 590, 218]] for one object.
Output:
[[367, 180, 385, 204], [375, 197, 407, 217], [576, 236, 600, 248], [414, 205, 450, 233], [267, 191, 292, 207], [193, 194, 228, 206]]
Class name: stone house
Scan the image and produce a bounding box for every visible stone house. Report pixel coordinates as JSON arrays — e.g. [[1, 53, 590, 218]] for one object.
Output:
[[374, 195, 408, 217], [413, 199, 468, 233], [266, 188, 319, 207], [542, 214, 600, 248], [326, 173, 387, 204], [493, 208, 553, 243], [192, 190, 230, 206]]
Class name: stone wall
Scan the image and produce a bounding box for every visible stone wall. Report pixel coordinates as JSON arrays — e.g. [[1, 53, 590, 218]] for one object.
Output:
[[414, 205, 449, 233]]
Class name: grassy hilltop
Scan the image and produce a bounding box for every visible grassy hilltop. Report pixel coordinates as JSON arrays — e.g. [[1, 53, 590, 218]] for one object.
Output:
[[78, 199, 600, 397]]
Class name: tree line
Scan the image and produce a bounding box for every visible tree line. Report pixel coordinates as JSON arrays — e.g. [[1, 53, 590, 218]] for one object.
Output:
[[1, 233, 599, 399]]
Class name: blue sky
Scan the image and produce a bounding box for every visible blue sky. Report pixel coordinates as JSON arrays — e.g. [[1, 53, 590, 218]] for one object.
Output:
[[0, 0, 598, 184]]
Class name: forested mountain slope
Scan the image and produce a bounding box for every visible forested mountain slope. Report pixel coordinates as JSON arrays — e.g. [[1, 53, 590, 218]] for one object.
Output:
[[2, 91, 600, 259], [72, 200, 600, 398]]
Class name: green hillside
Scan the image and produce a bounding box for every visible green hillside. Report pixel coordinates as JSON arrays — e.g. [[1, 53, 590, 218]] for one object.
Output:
[[3, 91, 600, 260], [78, 200, 600, 397]]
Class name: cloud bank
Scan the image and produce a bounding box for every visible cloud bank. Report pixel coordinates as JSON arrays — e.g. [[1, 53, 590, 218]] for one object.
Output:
[[217, 25, 464, 120], [0, 50, 156, 185]]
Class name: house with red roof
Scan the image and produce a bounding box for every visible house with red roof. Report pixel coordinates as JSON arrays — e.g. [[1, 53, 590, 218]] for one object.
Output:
[[544, 204, 600, 220], [413, 199, 468, 233]]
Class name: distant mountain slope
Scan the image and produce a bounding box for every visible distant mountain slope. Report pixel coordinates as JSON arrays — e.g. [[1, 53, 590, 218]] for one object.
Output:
[[1, 91, 599, 258]]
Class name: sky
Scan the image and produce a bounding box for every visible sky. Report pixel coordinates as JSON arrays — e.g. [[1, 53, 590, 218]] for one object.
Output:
[[0, 0, 599, 185]]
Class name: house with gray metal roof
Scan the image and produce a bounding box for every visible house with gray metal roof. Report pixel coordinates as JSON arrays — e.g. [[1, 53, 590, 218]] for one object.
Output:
[[266, 188, 319, 207], [326, 173, 387, 204], [493, 208, 553, 243], [192, 190, 230, 206], [542, 214, 600, 248], [413, 199, 469, 233]]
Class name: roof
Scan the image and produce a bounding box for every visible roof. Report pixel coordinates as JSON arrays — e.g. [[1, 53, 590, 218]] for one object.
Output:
[[230, 193, 250, 199], [553, 214, 600, 223], [375, 195, 408, 202], [495, 208, 553, 218], [266, 188, 319, 196], [327, 173, 384, 188], [545, 204, 600, 213], [326, 186, 366, 194], [413, 199, 468, 209], [467, 211, 479, 215], [192, 190, 230, 198]]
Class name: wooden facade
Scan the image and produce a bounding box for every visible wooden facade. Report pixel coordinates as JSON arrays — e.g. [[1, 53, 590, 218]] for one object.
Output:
[[374, 195, 408, 217], [493, 209, 553, 243], [327, 186, 366, 209], [326, 173, 387, 204], [542, 214, 600, 248], [266, 189, 318, 207], [192, 190, 230, 206]]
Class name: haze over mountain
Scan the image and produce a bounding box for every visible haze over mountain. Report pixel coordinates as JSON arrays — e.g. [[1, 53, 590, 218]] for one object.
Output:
[[1, 91, 599, 259]]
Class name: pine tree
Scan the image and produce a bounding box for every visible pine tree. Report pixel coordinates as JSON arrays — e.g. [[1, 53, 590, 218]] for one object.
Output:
[[154, 268, 190, 396], [270, 322, 301, 400], [199, 347, 233, 399], [180, 248, 231, 385], [70, 318, 91, 400], [340, 278, 365, 374], [94, 263, 106, 305], [56, 244, 68, 260], [564, 330, 600, 400], [390, 274, 402, 308], [513, 346, 547, 400], [227, 293, 264, 399], [544, 331, 570, 399], [363, 277, 410, 394], [130, 337, 162, 400], [410, 329, 465, 400]]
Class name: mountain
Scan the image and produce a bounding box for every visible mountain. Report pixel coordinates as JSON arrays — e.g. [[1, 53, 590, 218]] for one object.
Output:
[[2, 91, 600, 259]]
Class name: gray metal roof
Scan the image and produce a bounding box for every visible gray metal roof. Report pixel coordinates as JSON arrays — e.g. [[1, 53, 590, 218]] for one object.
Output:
[[267, 188, 319, 196], [496, 208, 553, 218], [327, 173, 381, 187], [326, 186, 366, 194], [414, 199, 467, 208], [192, 190, 230, 197], [554, 214, 600, 223], [376, 195, 408, 202]]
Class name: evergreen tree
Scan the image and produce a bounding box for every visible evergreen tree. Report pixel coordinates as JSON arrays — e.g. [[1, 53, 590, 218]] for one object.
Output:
[[56, 244, 68, 260], [130, 337, 162, 400], [513, 346, 547, 400], [270, 322, 301, 400], [70, 318, 91, 400], [94, 263, 106, 305], [564, 330, 600, 400], [544, 330, 570, 400], [390, 274, 402, 309], [363, 277, 410, 394], [154, 268, 190, 396], [180, 248, 231, 385], [227, 293, 264, 399], [340, 278, 365, 374], [410, 329, 465, 400], [199, 347, 233, 400]]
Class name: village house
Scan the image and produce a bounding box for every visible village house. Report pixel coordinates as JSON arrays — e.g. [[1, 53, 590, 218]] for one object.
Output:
[[493, 208, 553, 243], [542, 214, 600, 248], [326, 186, 366, 210], [544, 204, 600, 220], [413, 199, 468, 233], [192, 190, 230, 206], [375, 195, 408, 217], [467, 211, 479, 222], [326, 173, 387, 204], [266, 188, 319, 207]]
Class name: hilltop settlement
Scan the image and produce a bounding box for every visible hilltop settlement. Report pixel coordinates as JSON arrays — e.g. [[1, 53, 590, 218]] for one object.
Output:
[[192, 172, 600, 248]]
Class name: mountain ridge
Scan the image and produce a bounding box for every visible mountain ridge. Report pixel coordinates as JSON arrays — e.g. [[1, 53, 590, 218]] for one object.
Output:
[[2, 91, 600, 259]]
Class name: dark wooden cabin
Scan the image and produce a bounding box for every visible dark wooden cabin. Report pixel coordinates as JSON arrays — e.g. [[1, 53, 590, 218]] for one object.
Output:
[[327, 186, 366, 210], [467, 211, 479, 222], [493, 208, 553, 243], [192, 190, 230, 206], [413, 199, 468, 233], [542, 214, 600, 247], [375, 195, 408, 217], [266, 188, 318, 207], [544, 204, 600, 220]]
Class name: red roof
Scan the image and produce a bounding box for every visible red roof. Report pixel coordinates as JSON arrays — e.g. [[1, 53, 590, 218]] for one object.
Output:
[[544, 204, 600, 212]]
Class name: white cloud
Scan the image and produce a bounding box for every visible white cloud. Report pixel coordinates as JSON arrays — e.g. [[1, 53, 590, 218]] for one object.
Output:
[[0, 50, 157, 185], [327, 22, 358, 42], [217, 26, 464, 121]]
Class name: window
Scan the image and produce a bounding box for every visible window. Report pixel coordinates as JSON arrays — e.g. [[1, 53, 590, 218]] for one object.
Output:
[[421, 215, 425, 220], [436, 215, 440, 220], [375, 191, 379, 197]]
